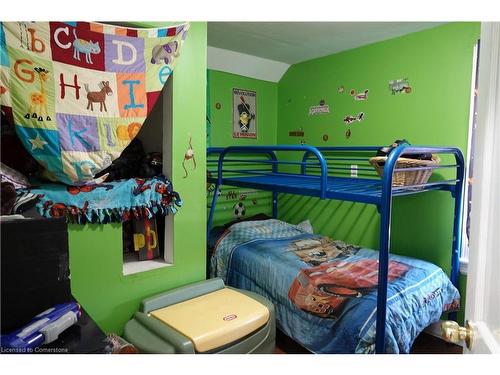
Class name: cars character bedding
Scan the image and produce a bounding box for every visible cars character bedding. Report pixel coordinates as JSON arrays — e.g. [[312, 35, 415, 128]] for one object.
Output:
[[210, 219, 460, 353]]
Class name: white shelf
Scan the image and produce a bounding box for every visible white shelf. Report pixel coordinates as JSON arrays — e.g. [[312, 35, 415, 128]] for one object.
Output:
[[122, 253, 172, 276]]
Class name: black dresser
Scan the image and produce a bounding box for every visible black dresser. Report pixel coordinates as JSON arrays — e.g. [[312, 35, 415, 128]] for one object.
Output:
[[1, 217, 108, 353]]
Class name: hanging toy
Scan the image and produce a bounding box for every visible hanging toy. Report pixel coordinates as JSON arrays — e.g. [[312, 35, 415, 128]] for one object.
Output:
[[182, 136, 196, 178]]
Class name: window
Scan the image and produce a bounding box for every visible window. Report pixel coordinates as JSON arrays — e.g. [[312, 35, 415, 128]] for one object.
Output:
[[460, 40, 480, 274]]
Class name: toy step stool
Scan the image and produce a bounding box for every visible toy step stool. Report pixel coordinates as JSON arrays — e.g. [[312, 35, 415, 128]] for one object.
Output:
[[123, 278, 275, 353]]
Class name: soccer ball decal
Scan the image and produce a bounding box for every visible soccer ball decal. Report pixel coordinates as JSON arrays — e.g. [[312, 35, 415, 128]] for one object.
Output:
[[233, 202, 246, 218]]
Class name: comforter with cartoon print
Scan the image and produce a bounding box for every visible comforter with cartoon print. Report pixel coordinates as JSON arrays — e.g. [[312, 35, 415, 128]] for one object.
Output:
[[210, 219, 460, 353]]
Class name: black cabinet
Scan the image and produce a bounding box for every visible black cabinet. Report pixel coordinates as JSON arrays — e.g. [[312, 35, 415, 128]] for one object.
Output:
[[1, 217, 108, 353], [1, 217, 71, 333]]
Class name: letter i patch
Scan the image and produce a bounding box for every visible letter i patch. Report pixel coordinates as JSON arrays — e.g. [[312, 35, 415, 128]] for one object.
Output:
[[117, 73, 147, 117]]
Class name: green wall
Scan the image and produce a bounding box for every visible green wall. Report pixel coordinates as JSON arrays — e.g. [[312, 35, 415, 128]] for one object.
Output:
[[68, 22, 207, 334], [206, 25, 477, 322], [208, 70, 278, 147], [276, 23, 480, 322], [207, 70, 278, 225]]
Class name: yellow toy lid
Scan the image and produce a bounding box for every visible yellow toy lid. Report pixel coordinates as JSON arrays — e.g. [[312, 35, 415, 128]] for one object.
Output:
[[150, 288, 269, 352]]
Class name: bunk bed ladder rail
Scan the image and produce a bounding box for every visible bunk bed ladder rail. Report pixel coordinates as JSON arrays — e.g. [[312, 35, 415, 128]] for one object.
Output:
[[375, 145, 465, 353], [375, 146, 398, 354]]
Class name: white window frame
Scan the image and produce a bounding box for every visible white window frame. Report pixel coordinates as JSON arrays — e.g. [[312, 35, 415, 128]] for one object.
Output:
[[460, 41, 480, 275]]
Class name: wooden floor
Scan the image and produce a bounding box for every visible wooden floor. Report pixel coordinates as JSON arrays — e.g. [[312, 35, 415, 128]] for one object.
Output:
[[409, 332, 463, 354], [274, 330, 463, 354]]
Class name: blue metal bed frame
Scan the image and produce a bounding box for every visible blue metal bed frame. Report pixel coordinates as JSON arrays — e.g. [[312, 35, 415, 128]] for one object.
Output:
[[206, 144, 465, 354]]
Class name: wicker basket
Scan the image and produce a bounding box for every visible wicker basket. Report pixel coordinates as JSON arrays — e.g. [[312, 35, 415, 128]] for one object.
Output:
[[369, 154, 441, 187]]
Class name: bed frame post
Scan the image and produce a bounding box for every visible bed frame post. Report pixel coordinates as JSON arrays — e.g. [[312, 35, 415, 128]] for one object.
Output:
[[207, 183, 220, 241], [207, 149, 227, 241], [272, 155, 278, 218], [375, 199, 391, 354], [374, 145, 404, 354], [448, 149, 465, 321]]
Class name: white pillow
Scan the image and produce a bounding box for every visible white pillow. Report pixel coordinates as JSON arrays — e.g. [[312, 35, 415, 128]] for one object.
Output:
[[296, 219, 313, 234]]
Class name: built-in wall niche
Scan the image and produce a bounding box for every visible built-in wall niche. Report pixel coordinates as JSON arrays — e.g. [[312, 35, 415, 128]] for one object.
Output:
[[122, 77, 174, 276]]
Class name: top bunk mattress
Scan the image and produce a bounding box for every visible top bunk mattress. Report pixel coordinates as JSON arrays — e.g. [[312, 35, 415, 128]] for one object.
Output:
[[209, 219, 460, 354]]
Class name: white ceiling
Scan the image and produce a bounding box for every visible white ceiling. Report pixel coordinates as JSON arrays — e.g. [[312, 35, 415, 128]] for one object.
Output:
[[208, 22, 445, 64]]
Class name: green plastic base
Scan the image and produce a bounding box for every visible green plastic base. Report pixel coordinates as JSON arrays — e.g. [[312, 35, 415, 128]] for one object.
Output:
[[123, 278, 276, 354]]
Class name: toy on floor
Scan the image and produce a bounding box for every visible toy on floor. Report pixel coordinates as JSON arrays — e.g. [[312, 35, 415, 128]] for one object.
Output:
[[1, 302, 81, 350], [124, 278, 275, 353], [104, 334, 138, 354]]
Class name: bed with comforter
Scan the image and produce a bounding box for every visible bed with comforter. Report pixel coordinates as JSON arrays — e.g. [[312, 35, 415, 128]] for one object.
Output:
[[210, 219, 460, 354]]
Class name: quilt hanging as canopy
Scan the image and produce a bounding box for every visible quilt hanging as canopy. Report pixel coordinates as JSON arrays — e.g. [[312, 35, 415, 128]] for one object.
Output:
[[0, 21, 189, 185]]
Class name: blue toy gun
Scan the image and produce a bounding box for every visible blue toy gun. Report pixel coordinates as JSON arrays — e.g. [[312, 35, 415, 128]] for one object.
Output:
[[1, 302, 81, 349]]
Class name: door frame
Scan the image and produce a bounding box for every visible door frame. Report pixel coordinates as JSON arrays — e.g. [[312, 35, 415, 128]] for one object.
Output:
[[464, 22, 500, 354]]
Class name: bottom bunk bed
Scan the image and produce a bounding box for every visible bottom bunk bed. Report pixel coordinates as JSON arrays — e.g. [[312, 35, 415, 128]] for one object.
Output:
[[208, 218, 460, 354], [207, 144, 465, 353]]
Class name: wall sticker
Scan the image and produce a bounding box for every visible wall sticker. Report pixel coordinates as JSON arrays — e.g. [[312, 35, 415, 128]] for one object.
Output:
[[182, 135, 196, 178], [233, 201, 246, 218], [206, 171, 215, 194], [354, 89, 369, 101], [309, 99, 330, 115], [233, 88, 257, 138], [343, 112, 364, 125], [345, 129, 352, 139], [322, 134, 329, 141], [337, 86, 345, 94], [225, 190, 238, 200], [389, 78, 412, 94], [289, 127, 305, 137], [349, 89, 369, 101]]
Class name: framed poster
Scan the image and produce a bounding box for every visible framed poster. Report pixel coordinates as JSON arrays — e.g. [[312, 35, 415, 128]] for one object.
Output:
[[233, 88, 257, 139]]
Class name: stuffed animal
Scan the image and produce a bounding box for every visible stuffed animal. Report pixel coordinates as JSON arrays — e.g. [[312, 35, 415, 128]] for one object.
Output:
[[151, 41, 179, 65], [376, 139, 432, 160], [96, 139, 164, 182], [95, 139, 145, 181], [138, 152, 163, 178]]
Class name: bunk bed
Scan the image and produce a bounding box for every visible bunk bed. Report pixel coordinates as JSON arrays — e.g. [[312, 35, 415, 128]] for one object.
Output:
[[206, 145, 465, 353]]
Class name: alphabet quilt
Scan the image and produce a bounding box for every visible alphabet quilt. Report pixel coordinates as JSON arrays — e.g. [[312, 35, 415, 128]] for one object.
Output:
[[0, 21, 189, 185]]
